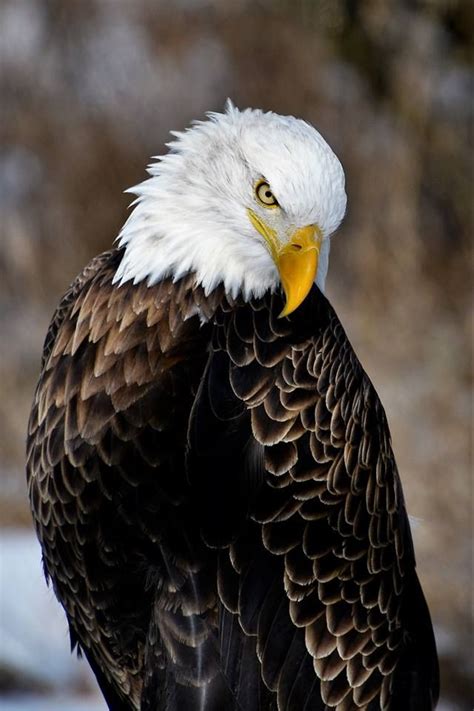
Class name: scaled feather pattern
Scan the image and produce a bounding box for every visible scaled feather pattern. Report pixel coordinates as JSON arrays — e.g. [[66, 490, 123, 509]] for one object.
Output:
[[27, 105, 439, 711]]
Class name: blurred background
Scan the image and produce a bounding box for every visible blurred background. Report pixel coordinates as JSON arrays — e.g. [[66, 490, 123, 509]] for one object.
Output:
[[0, 0, 472, 709]]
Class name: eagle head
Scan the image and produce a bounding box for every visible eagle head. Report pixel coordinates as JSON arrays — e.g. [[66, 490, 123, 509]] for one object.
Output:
[[114, 101, 347, 316]]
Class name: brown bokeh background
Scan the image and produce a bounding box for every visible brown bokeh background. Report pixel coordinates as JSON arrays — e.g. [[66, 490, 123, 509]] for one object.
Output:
[[1, 0, 472, 708]]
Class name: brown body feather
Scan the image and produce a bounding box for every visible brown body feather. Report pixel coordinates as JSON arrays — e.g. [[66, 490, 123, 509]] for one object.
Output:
[[27, 248, 438, 710]]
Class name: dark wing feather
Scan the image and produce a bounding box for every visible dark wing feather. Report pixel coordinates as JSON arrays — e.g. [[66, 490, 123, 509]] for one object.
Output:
[[28, 249, 438, 710], [188, 285, 439, 710], [27, 250, 240, 709]]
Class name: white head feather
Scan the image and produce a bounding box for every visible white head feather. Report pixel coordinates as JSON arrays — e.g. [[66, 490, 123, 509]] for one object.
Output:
[[114, 102, 347, 300]]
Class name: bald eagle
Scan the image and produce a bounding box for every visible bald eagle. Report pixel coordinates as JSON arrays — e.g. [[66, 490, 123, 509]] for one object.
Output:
[[27, 104, 439, 710]]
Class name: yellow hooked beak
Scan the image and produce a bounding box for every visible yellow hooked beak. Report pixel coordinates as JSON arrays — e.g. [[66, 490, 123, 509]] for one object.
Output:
[[248, 210, 322, 317], [277, 225, 322, 317]]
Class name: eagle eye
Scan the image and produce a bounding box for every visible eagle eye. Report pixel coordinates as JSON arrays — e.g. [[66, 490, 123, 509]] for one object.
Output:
[[255, 180, 279, 208]]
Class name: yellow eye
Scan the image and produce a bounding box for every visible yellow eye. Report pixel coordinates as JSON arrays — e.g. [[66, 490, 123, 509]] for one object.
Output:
[[255, 180, 279, 207]]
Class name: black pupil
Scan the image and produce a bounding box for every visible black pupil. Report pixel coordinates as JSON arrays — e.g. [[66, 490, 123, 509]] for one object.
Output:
[[265, 191, 272, 199]]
